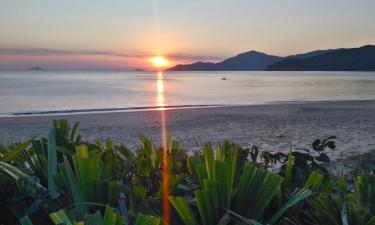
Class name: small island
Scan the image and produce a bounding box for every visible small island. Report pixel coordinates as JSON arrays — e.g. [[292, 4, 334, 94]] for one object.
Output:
[[29, 66, 45, 71]]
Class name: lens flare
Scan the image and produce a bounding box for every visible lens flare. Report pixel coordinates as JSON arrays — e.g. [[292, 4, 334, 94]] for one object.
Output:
[[161, 109, 169, 225], [156, 71, 170, 225], [152, 0, 170, 221]]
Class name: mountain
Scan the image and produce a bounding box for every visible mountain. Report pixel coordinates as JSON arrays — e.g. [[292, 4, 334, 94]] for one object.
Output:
[[168, 45, 375, 71], [214, 51, 283, 70], [168, 62, 216, 71], [167, 51, 283, 71], [29, 66, 45, 71], [286, 49, 339, 59], [267, 45, 375, 71]]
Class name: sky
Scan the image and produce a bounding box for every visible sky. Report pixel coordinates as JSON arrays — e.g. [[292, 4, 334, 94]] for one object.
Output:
[[1, 0, 375, 70]]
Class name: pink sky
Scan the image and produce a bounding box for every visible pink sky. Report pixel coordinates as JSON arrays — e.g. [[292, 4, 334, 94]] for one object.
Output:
[[0, 50, 220, 71], [1, 1, 375, 70]]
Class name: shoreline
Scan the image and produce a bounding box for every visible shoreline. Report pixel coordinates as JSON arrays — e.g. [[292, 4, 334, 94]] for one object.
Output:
[[1, 99, 375, 159], [2, 98, 375, 118]]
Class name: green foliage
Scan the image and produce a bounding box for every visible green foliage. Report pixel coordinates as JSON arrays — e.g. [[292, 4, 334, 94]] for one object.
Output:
[[355, 173, 375, 212], [277, 136, 337, 189], [232, 163, 282, 220], [47, 129, 58, 194], [1, 120, 375, 225], [20, 205, 160, 225], [170, 142, 312, 225], [19, 216, 33, 225], [310, 173, 375, 225]]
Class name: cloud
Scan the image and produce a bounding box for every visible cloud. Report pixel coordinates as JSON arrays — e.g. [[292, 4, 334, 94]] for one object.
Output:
[[0, 48, 223, 62]]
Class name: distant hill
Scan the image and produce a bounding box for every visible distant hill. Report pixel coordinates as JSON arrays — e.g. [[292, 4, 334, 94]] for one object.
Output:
[[29, 66, 45, 71], [168, 62, 216, 71], [168, 45, 375, 71], [267, 45, 375, 71], [217, 51, 283, 70], [167, 51, 282, 71], [286, 49, 339, 59]]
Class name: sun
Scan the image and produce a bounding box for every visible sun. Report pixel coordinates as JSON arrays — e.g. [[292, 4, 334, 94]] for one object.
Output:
[[149, 56, 170, 68]]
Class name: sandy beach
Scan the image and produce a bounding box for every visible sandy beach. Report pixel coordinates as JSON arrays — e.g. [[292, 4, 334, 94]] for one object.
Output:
[[1, 100, 375, 159]]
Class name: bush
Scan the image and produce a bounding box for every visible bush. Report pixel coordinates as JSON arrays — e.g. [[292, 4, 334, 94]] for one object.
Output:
[[0, 119, 374, 225]]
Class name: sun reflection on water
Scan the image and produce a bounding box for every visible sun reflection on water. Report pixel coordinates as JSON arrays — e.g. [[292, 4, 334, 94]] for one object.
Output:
[[157, 71, 166, 109]]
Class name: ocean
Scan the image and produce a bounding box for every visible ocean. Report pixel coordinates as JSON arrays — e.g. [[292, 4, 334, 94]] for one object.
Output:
[[1, 70, 375, 117]]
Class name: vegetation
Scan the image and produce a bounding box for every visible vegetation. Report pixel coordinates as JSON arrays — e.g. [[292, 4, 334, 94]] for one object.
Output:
[[0, 119, 375, 225]]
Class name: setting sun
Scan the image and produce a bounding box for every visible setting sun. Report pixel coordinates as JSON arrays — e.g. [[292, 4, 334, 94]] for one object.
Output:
[[149, 56, 170, 68]]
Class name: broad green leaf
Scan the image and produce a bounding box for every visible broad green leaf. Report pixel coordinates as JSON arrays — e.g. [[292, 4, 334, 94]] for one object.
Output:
[[304, 171, 323, 191], [49, 209, 74, 225], [0, 161, 29, 180], [134, 213, 160, 225], [2, 139, 32, 162], [103, 206, 117, 225], [267, 189, 312, 224], [70, 122, 80, 142], [233, 163, 282, 220], [283, 148, 293, 187], [226, 209, 263, 225], [19, 215, 34, 225], [169, 196, 198, 225], [48, 129, 57, 192]]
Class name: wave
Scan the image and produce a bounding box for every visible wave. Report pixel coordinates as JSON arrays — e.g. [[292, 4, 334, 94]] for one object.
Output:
[[6, 99, 375, 117], [11, 104, 225, 116]]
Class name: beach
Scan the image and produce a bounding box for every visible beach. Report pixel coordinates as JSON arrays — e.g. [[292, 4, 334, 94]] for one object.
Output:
[[1, 100, 375, 159]]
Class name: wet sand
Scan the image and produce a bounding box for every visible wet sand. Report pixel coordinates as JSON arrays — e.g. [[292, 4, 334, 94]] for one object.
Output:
[[1, 100, 375, 159]]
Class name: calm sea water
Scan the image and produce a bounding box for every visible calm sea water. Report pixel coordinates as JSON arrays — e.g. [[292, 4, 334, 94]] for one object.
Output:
[[1, 71, 375, 116]]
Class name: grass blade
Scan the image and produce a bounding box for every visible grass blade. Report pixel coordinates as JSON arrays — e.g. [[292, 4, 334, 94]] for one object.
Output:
[[48, 129, 57, 192]]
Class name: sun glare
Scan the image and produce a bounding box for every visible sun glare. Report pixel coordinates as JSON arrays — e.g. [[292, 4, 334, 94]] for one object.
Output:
[[149, 56, 170, 68]]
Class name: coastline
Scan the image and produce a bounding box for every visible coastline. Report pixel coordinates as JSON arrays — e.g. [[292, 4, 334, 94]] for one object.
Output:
[[1, 99, 375, 159], [3, 98, 375, 118]]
